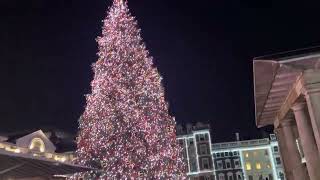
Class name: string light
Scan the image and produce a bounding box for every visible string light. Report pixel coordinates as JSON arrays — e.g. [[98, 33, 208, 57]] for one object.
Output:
[[70, 0, 186, 179]]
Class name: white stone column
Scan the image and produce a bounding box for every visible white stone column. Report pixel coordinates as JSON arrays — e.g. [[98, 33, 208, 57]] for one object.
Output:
[[280, 119, 309, 180], [292, 102, 320, 180]]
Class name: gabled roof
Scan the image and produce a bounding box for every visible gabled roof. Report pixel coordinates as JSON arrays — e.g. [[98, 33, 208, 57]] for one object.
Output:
[[15, 130, 56, 153], [253, 49, 320, 127]]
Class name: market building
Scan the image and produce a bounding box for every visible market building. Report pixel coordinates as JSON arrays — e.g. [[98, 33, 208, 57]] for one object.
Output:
[[253, 50, 320, 180], [0, 129, 89, 179]]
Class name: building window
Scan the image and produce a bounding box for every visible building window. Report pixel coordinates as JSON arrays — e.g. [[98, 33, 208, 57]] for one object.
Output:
[[190, 160, 197, 172], [205, 133, 209, 141], [225, 159, 231, 169], [233, 151, 238, 156], [29, 138, 45, 152], [265, 150, 269, 156], [268, 174, 273, 180], [200, 144, 208, 155], [245, 153, 249, 158], [217, 153, 221, 158], [236, 172, 242, 180], [234, 159, 240, 168], [248, 175, 253, 180], [273, 146, 279, 152], [189, 139, 194, 145], [227, 172, 233, 180], [225, 152, 229, 157], [219, 173, 225, 180], [245, 162, 251, 170], [267, 163, 271, 168], [202, 158, 210, 169], [276, 157, 281, 165], [256, 162, 261, 170], [279, 172, 285, 180], [229, 152, 233, 156], [197, 134, 207, 141], [217, 160, 223, 169]]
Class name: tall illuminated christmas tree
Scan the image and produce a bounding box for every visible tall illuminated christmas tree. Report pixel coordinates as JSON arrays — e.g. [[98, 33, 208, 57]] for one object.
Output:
[[72, 0, 186, 179]]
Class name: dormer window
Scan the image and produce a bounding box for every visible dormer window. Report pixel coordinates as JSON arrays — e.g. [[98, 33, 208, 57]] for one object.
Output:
[[29, 138, 45, 152]]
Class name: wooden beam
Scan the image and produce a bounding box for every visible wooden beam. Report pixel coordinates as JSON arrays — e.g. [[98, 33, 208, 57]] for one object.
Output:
[[276, 73, 303, 121]]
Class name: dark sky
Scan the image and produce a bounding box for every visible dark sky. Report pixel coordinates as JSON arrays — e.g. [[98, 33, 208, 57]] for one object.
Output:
[[1, 0, 320, 142]]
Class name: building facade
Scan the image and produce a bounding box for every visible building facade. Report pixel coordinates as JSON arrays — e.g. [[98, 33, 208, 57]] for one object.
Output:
[[177, 123, 215, 180], [177, 123, 285, 180], [253, 50, 320, 180], [0, 130, 86, 179], [212, 134, 285, 180]]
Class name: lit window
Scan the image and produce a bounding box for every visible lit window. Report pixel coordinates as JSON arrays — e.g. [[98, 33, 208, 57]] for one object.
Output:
[[253, 151, 257, 157], [245, 153, 249, 158], [256, 163, 261, 169], [267, 164, 271, 168], [245, 162, 251, 170], [29, 138, 45, 152]]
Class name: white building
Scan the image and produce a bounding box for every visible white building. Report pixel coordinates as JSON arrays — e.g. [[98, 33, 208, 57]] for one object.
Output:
[[212, 134, 285, 180], [177, 123, 215, 180]]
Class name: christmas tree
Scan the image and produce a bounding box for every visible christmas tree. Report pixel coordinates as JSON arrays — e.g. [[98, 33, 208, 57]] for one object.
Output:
[[72, 0, 186, 179]]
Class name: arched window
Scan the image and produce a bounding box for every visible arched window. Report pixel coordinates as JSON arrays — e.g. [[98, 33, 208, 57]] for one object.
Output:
[[29, 138, 45, 152]]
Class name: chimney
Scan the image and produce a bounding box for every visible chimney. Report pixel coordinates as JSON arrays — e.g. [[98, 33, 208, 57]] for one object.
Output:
[[235, 133, 240, 141]]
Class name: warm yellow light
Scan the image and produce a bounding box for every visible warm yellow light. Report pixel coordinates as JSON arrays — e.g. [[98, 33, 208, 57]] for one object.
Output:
[[267, 164, 271, 168], [14, 148, 21, 153], [5, 146, 20, 153], [54, 155, 67, 162], [256, 163, 261, 169], [29, 138, 45, 152], [245, 153, 249, 158], [246, 162, 251, 170]]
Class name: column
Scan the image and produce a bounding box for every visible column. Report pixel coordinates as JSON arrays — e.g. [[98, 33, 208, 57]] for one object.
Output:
[[292, 102, 320, 180], [301, 70, 320, 153], [274, 128, 294, 180], [280, 118, 309, 180], [304, 90, 320, 153]]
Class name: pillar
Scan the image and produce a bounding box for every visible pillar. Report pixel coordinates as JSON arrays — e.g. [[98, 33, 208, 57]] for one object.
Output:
[[280, 118, 309, 180], [274, 128, 294, 180], [301, 70, 320, 153], [292, 102, 320, 180]]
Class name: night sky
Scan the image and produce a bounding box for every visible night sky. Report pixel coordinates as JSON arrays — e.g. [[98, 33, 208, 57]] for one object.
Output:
[[1, 0, 320, 142]]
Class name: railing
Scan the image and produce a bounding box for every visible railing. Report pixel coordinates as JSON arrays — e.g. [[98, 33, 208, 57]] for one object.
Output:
[[212, 138, 270, 150]]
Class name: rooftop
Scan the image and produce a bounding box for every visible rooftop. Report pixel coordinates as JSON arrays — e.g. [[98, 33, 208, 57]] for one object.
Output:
[[253, 47, 320, 127]]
